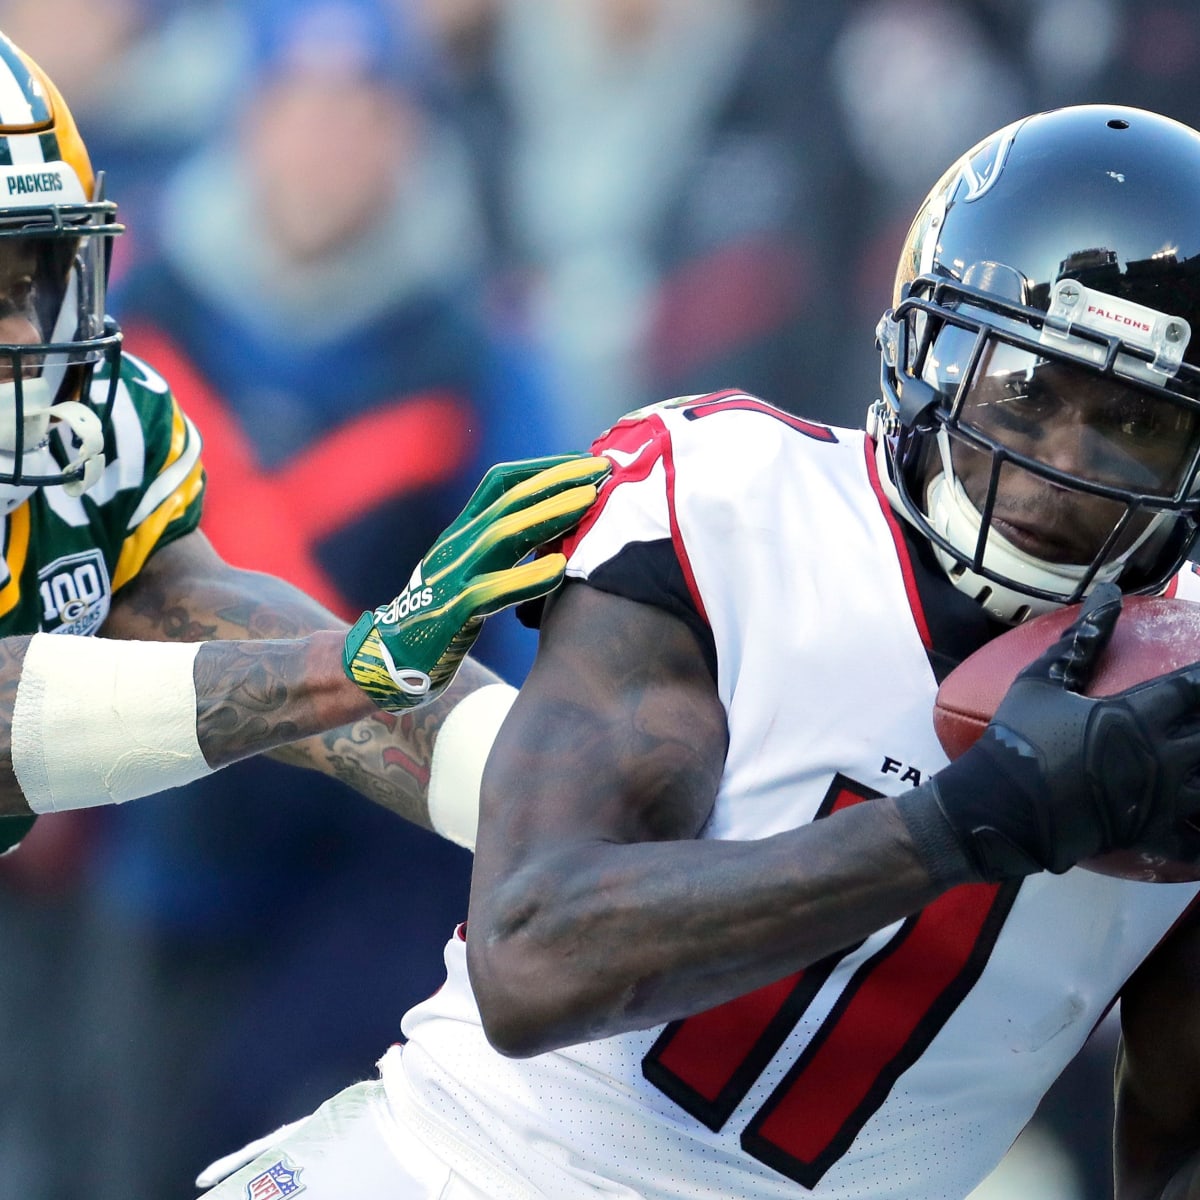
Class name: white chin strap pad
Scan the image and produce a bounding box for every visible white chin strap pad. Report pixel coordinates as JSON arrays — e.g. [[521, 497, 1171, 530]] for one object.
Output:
[[51, 401, 106, 496], [0, 396, 105, 505], [12, 634, 214, 813]]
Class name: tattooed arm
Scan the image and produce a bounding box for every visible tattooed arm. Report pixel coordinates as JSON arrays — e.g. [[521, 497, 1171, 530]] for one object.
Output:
[[95, 528, 504, 828], [0, 454, 604, 825]]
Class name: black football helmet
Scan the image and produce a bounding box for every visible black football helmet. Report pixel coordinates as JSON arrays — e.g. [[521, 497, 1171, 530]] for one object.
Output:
[[872, 105, 1200, 622], [0, 32, 124, 512]]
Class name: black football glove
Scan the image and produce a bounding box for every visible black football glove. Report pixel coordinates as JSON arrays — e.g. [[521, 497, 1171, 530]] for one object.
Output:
[[898, 583, 1200, 883]]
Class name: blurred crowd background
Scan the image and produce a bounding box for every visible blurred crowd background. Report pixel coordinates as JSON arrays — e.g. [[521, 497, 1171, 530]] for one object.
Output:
[[0, 0, 1194, 1196]]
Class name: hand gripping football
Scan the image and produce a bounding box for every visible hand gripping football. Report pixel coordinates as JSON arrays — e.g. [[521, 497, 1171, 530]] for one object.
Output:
[[933, 595, 1200, 882]]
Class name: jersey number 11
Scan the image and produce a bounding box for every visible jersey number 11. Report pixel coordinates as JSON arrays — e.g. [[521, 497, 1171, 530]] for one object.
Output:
[[642, 775, 1018, 1187]]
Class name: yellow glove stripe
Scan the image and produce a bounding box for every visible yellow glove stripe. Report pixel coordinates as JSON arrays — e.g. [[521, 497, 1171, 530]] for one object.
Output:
[[453, 555, 567, 612], [426, 617, 485, 691], [479, 485, 597, 548], [447, 464, 605, 554], [495, 453, 611, 508], [345, 453, 608, 714], [426, 485, 598, 589], [401, 555, 565, 632]]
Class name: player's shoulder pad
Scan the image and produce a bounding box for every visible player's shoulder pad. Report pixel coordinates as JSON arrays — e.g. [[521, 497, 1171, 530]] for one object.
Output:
[[565, 390, 850, 559], [96, 350, 204, 502], [594, 389, 844, 476], [109, 350, 202, 462], [609, 389, 840, 443], [115, 350, 176, 408]]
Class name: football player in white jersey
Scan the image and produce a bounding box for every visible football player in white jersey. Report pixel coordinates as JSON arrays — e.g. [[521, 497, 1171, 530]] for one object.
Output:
[[0, 31, 608, 857], [210, 106, 1200, 1199]]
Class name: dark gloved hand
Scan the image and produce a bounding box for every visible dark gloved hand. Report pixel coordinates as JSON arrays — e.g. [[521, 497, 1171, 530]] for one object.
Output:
[[899, 583, 1200, 883]]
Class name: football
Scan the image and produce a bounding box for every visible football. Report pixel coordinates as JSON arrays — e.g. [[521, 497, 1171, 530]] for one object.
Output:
[[932, 594, 1200, 882]]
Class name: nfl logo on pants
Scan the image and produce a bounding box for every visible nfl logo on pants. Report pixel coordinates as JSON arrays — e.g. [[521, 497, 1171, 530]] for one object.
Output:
[[246, 1158, 305, 1199]]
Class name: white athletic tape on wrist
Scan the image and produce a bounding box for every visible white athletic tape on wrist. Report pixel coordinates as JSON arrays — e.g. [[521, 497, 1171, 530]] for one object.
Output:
[[427, 683, 517, 850], [12, 633, 214, 813]]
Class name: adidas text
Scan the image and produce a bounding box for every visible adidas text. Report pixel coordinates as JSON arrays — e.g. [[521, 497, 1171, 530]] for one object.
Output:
[[388, 586, 434, 620]]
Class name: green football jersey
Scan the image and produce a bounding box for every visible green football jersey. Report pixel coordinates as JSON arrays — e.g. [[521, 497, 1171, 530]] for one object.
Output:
[[0, 351, 206, 854]]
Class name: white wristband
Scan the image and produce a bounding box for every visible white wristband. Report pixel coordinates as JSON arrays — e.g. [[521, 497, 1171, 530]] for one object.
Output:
[[12, 633, 214, 813], [427, 683, 517, 850]]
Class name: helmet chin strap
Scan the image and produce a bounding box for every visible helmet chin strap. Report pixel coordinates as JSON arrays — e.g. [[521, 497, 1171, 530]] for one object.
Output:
[[0, 377, 105, 511], [50, 401, 105, 496]]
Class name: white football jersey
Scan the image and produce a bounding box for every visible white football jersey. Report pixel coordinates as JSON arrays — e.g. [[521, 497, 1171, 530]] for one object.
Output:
[[386, 391, 1200, 1200]]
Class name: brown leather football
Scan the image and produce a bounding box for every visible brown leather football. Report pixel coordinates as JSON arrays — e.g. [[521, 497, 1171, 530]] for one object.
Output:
[[933, 593, 1200, 882]]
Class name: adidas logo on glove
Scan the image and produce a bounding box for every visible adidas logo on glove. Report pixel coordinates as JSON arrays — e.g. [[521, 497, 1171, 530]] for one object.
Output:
[[379, 566, 435, 623], [344, 451, 612, 713], [385, 585, 434, 621]]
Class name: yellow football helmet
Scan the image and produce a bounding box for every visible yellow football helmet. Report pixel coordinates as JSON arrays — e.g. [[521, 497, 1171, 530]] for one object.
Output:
[[0, 32, 124, 506]]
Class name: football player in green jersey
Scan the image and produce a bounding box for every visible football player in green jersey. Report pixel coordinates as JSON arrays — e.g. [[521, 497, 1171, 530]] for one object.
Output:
[[0, 31, 606, 855]]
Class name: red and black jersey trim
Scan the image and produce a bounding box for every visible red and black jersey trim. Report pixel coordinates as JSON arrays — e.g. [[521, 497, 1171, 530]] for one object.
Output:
[[899, 522, 1009, 684], [863, 438, 1004, 683], [681, 391, 839, 443]]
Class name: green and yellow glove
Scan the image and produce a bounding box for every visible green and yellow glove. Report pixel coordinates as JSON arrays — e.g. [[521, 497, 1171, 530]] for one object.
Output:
[[343, 453, 610, 711]]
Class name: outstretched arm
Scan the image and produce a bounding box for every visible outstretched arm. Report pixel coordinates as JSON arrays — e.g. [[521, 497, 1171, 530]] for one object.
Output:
[[102, 527, 497, 829], [0, 454, 609, 834]]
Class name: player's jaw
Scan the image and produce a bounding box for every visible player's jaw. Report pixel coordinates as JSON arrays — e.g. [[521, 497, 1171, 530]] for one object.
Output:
[[959, 455, 1143, 566]]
